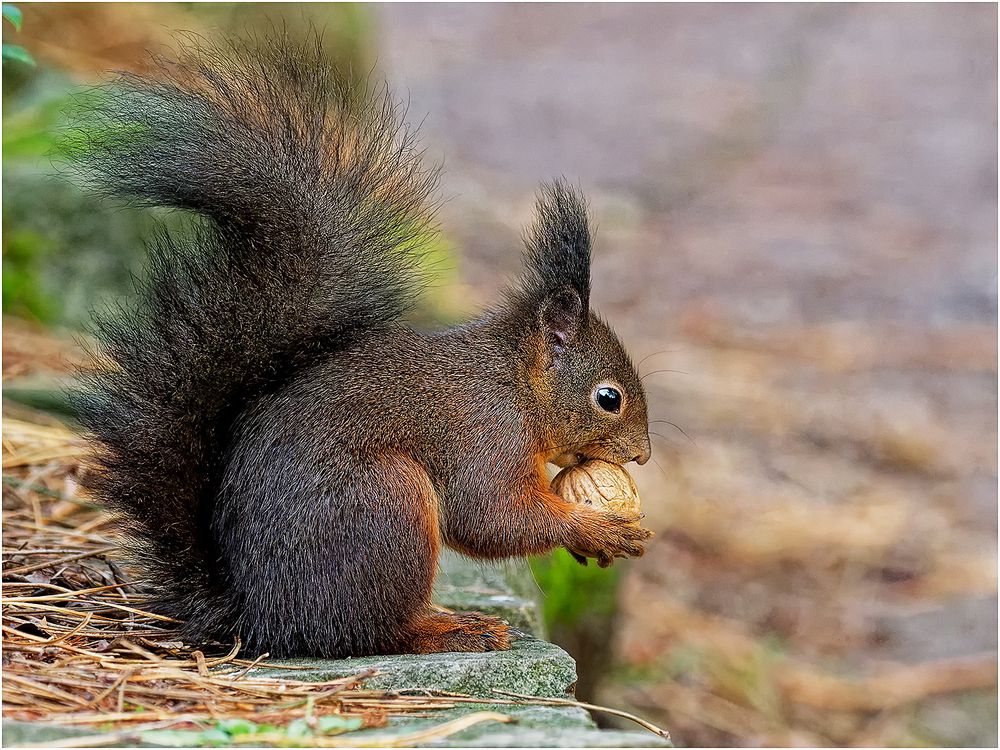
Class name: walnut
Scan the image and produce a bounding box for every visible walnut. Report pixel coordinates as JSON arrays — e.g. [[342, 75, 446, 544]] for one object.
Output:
[[551, 459, 641, 515]]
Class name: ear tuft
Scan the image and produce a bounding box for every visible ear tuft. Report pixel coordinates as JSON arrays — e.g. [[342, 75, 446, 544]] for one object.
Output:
[[521, 179, 592, 313]]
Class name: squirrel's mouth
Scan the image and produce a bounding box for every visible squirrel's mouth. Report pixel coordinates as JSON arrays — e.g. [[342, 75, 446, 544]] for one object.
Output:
[[550, 441, 645, 468], [550, 451, 586, 468]]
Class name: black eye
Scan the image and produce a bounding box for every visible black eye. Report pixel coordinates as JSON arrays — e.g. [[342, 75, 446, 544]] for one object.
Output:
[[594, 386, 622, 414]]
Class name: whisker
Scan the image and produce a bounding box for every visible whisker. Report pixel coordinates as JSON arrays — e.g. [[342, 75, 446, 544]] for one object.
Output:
[[647, 431, 680, 456], [649, 430, 682, 448], [649, 419, 695, 445], [650, 454, 671, 481], [635, 349, 680, 370], [640, 368, 690, 380]]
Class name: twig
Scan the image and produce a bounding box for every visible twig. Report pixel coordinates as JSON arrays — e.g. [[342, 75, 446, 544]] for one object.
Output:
[[492, 688, 671, 741], [3, 546, 118, 575]]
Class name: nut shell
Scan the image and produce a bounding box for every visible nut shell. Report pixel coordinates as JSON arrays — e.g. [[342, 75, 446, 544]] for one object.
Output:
[[551, 459, 641, 515]]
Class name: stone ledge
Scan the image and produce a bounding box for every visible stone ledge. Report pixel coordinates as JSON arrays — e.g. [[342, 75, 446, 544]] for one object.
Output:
[[333, 705, 668, 748], [247, 634, 577, 699]]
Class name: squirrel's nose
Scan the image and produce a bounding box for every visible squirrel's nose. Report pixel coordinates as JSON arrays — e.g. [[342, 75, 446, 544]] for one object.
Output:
[[632, 436, 651, 465]]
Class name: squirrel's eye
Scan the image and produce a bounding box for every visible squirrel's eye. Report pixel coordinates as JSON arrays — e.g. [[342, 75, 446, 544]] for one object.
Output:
[[594, 386, 622, 414]]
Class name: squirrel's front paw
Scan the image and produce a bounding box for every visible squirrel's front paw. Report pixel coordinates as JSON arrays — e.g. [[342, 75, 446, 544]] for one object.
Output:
[[565, 507, 654, 567]]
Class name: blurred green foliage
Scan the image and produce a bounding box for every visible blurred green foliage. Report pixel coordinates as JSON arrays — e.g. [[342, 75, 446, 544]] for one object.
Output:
[[2, 3, 21, 30], [1, 3, 460, 331], [3, 82, 69, 160], [530, 548, 625, 705], [531, 549, 622, 627], [3, 225, 56, 322], [2, 4, 35, 67], [3, 65, 167, 326]]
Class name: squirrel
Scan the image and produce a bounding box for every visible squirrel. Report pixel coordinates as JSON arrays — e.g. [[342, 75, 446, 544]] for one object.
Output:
[[70, 33, 654, 659]]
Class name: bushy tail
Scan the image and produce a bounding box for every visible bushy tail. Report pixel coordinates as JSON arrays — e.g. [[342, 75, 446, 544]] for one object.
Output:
[[69, 32, 438, 643]]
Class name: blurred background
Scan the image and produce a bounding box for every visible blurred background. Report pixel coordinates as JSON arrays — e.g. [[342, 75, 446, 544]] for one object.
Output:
[[3, 3, 997, 746]]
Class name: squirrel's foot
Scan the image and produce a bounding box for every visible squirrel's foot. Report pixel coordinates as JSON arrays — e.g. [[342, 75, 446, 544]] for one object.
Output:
[[405, 609, 512, 653], [565, 506, 654, 567]]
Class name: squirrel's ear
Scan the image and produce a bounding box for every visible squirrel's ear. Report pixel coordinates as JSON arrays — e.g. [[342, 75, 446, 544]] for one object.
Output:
[[539, 286, 584, 363], [521, 179, 592, 317], [506, 180, 592, 367]]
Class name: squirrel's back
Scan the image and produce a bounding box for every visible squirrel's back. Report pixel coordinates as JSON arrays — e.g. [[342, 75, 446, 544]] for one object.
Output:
[[72, 33, 439, 642]]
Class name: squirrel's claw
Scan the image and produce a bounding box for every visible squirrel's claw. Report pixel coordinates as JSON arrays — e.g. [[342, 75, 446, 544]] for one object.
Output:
[[564, 506, 654, 567], [568, 549, 589, 566]]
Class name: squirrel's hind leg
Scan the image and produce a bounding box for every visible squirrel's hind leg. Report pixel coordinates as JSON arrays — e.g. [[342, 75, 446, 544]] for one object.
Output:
[[217, 451, 443, 658], [403, 608, 512, 654], [334, 456, 510, 655]]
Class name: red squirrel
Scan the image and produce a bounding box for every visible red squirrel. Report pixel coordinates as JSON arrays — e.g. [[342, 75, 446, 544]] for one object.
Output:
[[72, 33, 654, 658]]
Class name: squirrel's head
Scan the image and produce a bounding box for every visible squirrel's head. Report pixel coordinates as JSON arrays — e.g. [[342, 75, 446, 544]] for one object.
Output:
[[506, 181, 651, 468]]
